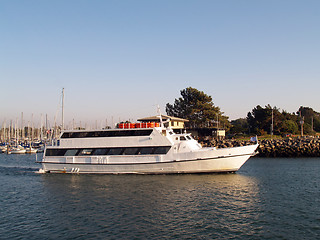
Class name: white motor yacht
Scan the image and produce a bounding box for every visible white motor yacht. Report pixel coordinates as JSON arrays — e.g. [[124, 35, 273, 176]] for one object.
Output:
[[38, 124, 258, 174]]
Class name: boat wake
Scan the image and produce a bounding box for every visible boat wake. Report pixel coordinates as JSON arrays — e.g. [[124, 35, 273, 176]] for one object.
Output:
[[35, 168, 46, 174], [0, 166, 40, 175]]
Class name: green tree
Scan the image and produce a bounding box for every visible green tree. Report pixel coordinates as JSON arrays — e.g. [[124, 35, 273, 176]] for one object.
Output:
[[245, 105, 319, 136], [247, 105, 283, 135], [230, 118, 248, 135], [280, 120, 299, 134], [298, 106, 320, 133], [166, 87, 229, 129]]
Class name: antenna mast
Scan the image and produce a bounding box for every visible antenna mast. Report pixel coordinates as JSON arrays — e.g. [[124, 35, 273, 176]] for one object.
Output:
[[157, 105, 164, 128]]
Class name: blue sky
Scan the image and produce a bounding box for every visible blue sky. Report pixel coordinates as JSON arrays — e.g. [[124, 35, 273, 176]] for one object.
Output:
[[1, 0, 319, 128]]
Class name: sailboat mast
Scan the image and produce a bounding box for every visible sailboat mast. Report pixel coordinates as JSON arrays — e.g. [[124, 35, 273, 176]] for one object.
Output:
[[62, 88, 65, 130]]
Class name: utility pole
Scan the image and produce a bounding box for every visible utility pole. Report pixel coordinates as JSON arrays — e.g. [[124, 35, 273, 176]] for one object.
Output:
[[216, 115, 219, 129], [301, 117, 304, 136], [299, 111, 304, 136]]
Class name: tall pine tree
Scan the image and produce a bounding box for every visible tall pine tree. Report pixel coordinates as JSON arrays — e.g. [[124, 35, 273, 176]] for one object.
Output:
[[166, 87, 229, 129]]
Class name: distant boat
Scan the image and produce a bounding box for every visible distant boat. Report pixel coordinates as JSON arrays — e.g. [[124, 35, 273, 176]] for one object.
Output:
[[10, 145, 26, 154], [36, 146, 44, 153], [26, 147, 37, 154], [0, 146, 6, 153]]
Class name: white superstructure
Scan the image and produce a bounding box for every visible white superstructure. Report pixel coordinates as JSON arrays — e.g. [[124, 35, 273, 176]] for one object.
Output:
[[38, 126, 258, 174]]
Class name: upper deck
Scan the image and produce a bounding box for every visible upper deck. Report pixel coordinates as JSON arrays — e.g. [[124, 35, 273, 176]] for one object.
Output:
[[53, 127, 172, 149], [60, 129, 153, 138], [45, 127, 203, 157]]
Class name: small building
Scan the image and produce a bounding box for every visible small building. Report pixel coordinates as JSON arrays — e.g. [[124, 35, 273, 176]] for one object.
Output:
[[213, 129, 226, 139], [137, 115, 189, 129], [188, 128, 226, 139]]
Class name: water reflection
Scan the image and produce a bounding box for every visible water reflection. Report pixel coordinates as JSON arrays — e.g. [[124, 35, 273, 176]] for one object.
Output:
[[40, 173, 262, 238], [2, 155, 319, 239]]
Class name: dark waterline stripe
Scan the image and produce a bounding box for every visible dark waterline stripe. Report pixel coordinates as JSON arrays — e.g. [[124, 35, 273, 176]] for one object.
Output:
[[38, 153, 253, 165]]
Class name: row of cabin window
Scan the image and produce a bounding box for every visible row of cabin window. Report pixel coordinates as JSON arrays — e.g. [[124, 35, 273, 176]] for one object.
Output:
[[61, 129, 153, 138], [45, 146, 171, 156]]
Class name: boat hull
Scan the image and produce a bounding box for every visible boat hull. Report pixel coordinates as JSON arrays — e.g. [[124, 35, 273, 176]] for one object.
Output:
[[11, 149, 26, 154], [40, 144, 258, 174]]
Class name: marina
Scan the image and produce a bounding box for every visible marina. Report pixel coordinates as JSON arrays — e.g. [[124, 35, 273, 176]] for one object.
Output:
[[0, 117, 51, 155], [1, 142, 45, 155]]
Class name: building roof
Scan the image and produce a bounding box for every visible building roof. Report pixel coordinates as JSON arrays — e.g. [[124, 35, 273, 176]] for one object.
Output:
[[137, 114, 189, 122]]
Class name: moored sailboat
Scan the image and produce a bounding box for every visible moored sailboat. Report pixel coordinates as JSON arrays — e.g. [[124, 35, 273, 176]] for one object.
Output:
[[10, 145, 26, 154]]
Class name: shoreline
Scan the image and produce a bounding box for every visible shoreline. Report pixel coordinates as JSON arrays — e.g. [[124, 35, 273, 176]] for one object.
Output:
[[198, 136, 320, 158]]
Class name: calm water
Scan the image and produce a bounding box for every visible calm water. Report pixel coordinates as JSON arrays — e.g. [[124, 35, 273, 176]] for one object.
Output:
[[0, 154, 319, 239]]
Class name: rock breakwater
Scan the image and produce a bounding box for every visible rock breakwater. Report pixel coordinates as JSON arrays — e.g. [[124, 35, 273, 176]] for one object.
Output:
[[198, 136, 320, 157]]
